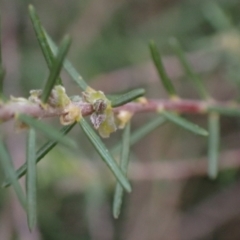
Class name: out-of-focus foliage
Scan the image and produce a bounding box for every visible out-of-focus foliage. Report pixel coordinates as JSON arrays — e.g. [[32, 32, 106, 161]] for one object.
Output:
[[1, 0, 240, 239]]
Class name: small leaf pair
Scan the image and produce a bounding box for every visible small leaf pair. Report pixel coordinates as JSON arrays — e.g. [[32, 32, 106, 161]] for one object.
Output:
[[29, 5, 71, 104]]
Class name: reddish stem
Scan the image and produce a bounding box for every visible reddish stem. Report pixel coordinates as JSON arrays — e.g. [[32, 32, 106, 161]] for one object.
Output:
[[0, 98, 239, 123]]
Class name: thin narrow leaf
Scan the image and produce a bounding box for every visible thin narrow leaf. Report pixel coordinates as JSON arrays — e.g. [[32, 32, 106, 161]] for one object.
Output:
[[18, 114, 76, 149], [3, 123, 75, 187], [26, 128, 37, 231], [169, 38, 209, 99], [208, 112, 220, 179], [208, 106, 240, 116], [128, 115, 166, 146], [41, 35, 71, 103], [79, 118, 131, 193], [0, 66, 5, 98], [149, 40, 177, 97], [109, 88, 146, 107], [0, 138, 26, 209], [0, 16, 5, 98], [45, 32, 89, 91], [28, 4, 62, 85], [0, 14, 1, 65], [113, 122, 131, 218], [112, 115, 166, 154], [162, 111, 208, 136]]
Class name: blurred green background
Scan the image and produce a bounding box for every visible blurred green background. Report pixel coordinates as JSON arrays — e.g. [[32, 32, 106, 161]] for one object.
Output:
[[1, 0, 240, 239]]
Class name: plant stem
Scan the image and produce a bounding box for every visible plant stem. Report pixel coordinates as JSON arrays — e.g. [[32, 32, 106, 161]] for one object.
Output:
[[1, 98, 240, 123]]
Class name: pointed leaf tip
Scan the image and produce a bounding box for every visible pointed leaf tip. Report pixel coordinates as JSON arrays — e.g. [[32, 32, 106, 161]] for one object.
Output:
[[79, 119, 131, 193], [28, 5, 63, 85], [149, 40, 177, 97], [28, 4, 34, 11], [162, 111, 208, 136], [208, 112, 220, 179]]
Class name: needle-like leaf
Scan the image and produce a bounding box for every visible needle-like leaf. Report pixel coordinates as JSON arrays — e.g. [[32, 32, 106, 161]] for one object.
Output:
[[113, 122, 131, 218], [162, 111, 208, 136], [0, 16, 5, 99], [109, 88, 146, 107], [18, 114, 76, 149], [3, 123, 75, 187], [207, 106, 240, 116], [26, 128, 37, 231], [149, 40, 177, 97], [41, 35, 71, 103], [79, 118, 131, 193], [112, 115, 166, 154], [28, 4, 62, 85], [44, 32, 89, 91], [208, 112, 220, 179], [170, 38, 209, 99], [0, 15, 2, 65], [0, 66, 5, 98], [0, 138, 26, 209]]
